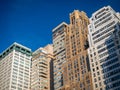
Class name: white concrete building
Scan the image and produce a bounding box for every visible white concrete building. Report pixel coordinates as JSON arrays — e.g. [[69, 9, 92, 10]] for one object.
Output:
[[88, 6, 120, 90], [0, 42, 32, 90], [52, 22, 67, 90]]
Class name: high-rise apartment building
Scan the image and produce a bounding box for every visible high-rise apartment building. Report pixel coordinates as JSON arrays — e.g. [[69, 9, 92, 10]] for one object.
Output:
[[31, 44, 54, 90], [88, 6, 120, 90], [0, 42, 32, 90], [52, 22, 68, 90], [61, 10, 93, 90]]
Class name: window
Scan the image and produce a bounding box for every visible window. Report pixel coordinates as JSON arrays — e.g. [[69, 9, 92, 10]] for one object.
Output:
[[97, 72, 100, 75], [99, 82, 102, 86], [101, 58, 118, 68], [90, 54, 92, 57], [95, 84, 98, 88], [102, 63, 120, 73], [98, 77, 101, 80], [95, 16, 112, 28], [94, 78, 97, 82], [96, 67, 99, 70], [100, 53, 117, 63], [103, 68, 120, 79], [94, 31, 113, 44], [94, 52, 96, 55], [96, 62, 98, 65], [11, 85, 16, 89], [91, 59, 93, 62], [18, 87, 22, 90]]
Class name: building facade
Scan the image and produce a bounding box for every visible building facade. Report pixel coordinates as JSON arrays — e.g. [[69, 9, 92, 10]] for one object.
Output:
[[0, 42, 32, 90], [61, 10, 93, 90], [88, 6, 120, 90], [31, 44, 53, 90], [52, 22, 68, 90]]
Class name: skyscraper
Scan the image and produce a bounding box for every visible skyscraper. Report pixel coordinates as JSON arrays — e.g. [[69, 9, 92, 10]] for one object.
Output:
[[52, 22, 68, 90], [31, 44, 53, 90], [88, 6, 120, 90], [61, 10, 93, 90], [0, 42, 32, 90]]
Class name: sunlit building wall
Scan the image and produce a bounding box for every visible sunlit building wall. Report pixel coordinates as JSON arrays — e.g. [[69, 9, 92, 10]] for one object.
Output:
[[31, 44, 53, 90], [61, 10, 93, 90], [0, 42, 32, 90], [52, 22, 68, 90], [88, 6, 120, 90]]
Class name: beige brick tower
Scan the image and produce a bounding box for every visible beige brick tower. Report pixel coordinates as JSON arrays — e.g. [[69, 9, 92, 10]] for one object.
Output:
[[61, 10, 93, 90]]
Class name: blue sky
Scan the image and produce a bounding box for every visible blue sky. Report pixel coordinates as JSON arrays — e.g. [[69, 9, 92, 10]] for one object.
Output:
[[0, 0, 120, 52]]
